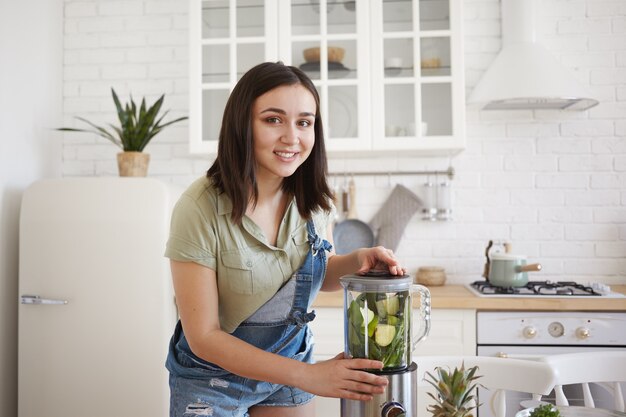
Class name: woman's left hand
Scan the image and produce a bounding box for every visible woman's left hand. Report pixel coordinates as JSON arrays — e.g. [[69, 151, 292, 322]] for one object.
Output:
[[356, 246, 406, 276]]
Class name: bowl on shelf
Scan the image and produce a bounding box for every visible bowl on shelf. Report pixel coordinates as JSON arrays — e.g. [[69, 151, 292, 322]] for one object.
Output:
[[421, 57, 441, 69], [303, 46, 345, 63]]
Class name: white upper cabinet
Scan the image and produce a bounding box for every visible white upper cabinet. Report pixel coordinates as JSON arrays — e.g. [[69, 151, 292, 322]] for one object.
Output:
[[190, 0, 465, 156]]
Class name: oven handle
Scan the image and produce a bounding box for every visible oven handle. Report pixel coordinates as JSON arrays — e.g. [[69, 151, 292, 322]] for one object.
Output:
[[491, 352, 545, 361]]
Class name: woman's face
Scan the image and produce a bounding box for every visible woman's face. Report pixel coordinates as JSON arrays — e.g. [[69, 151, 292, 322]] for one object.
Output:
[[251, 83, 316, 182]]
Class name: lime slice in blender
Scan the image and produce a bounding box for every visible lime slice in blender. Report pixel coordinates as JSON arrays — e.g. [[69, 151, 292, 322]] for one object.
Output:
[[375, 324, 396, 347]]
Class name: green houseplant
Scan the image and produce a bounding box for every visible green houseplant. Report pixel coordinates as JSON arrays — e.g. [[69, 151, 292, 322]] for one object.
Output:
[[58, 88, 187, 177], [425, 363, 482, 417]]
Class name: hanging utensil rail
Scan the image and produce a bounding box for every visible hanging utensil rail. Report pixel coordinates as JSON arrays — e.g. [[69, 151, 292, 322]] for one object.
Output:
[[329, 166, 455, 180]]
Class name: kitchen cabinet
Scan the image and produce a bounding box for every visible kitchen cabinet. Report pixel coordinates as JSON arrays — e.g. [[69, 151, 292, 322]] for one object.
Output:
[[309, 307, 476, 417], [189, 0, 465, 156]]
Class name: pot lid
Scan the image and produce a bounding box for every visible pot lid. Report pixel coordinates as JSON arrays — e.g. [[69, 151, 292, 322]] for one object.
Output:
[[339, 270, 412, 292], [491, 253, 527, 260]]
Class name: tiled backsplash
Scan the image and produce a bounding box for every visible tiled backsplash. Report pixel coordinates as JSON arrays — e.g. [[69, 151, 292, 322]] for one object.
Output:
[[61, 0, 626, 284]]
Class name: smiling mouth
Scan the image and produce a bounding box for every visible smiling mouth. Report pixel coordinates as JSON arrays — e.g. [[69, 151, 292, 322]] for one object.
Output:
[[274, 151, 297, 158]]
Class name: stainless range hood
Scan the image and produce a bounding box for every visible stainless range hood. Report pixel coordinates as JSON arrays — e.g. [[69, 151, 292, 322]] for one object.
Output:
[[468, 0, 598, 111]]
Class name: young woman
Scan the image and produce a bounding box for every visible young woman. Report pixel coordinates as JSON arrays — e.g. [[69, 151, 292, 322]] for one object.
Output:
[[165, 62, 406, 417]]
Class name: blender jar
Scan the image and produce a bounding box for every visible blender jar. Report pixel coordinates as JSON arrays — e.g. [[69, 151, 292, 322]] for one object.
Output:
[[339, 271, 431, 371]]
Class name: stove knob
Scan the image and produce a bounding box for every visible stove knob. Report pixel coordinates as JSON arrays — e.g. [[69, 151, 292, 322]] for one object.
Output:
[[576, 327, 590, 340], [523, 326, 537, 339], [381, 401, 406, 417]]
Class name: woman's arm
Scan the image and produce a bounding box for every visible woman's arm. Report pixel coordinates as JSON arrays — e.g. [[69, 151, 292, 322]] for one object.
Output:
[[171, 260, 388, 400], [321, 223, 406, 292]]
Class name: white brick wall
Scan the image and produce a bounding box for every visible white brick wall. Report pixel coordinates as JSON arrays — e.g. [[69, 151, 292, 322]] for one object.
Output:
[[60, 0, 626, 285]]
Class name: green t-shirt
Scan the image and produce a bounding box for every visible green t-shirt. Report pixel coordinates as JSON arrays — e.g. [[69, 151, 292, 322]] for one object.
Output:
[[165, 176, 334, 333]]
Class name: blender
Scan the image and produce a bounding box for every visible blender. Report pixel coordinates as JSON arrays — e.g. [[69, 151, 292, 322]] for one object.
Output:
[[339, 271, 431, 417]]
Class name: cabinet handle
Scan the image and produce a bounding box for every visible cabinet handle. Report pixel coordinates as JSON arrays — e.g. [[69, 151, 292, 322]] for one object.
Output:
[[20, 295, 68, 305]]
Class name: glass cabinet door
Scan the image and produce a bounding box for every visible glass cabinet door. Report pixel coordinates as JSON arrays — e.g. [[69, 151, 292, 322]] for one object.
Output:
[[190, 0, 278, 154], [189, 0, 464, 156], [285, 0, 369, 152], [372, 0, 464, 153]]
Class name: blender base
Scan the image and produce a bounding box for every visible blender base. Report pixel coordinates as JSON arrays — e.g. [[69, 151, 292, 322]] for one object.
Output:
[[340, 362, 417, 417]]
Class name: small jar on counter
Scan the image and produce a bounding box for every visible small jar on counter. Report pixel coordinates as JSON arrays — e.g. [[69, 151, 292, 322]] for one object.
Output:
[[415, 266, 446, 286]]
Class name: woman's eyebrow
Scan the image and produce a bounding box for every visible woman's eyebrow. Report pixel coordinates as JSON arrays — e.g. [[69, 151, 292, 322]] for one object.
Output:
[[259, 107, 315, 117]]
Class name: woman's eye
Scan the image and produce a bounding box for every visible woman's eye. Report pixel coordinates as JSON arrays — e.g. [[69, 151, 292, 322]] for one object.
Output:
[[266, 117, 281, 124], [298, 120, 312, 127]]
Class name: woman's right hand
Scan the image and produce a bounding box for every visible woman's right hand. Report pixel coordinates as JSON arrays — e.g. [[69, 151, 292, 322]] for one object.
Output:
[[297, 353, 388, 401]]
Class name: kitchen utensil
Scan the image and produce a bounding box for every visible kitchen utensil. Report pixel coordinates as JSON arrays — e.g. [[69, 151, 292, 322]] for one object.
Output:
[[339, 271, 431, 417], [436, 180, 452, 220], [421, 180, 437, 221], [340, 271, 431, 368], [488, 253, 542, 287], [346, 177, 358, 220], [333, 178, 375, 254], [333, 220, 375, 255], [482, 240, 494, 280]]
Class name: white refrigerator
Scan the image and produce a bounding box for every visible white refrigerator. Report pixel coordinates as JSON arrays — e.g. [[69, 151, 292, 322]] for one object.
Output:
[[18, 177, 179, 417]]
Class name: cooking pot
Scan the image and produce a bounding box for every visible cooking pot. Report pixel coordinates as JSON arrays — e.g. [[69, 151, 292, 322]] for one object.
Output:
[[488, 253, 542, 287]]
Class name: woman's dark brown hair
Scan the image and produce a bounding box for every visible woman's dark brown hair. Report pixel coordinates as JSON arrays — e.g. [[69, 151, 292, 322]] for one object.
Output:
[[207, 61, 333, 224]]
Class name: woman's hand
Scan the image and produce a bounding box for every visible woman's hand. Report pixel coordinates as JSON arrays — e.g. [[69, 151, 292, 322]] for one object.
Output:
[[297, 353, 388, 401], [356, 246, 406, 276]]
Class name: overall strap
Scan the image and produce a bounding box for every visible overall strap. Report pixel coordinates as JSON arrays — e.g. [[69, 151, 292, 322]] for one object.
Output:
[[306, 219, 333, 256], [287, 220, 333, 328]]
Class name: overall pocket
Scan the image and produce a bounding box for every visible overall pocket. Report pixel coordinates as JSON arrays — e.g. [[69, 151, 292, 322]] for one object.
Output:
[[176, 348, 231, 378], [221, 247, 269, 295]]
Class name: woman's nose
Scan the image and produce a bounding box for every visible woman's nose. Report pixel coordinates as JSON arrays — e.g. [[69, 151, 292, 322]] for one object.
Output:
[[281, 124, 300, 144]]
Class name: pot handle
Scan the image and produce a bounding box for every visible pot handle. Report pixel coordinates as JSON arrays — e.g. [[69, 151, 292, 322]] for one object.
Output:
[[411, 284, 431, 350], [516, 263, 542, 273]]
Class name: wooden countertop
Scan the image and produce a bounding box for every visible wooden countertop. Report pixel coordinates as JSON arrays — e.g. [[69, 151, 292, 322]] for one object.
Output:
[[313, 285, 626, 311]]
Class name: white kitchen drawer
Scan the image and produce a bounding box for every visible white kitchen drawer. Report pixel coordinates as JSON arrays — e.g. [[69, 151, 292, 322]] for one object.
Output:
[[414, 309, 476, 356]]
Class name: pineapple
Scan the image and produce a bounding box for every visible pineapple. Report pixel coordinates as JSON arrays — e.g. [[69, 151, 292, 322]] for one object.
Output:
[[424, 363, 482, 417]]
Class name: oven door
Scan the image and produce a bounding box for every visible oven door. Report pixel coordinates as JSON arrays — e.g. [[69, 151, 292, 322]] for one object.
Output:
[[476, 345, 626, 417]]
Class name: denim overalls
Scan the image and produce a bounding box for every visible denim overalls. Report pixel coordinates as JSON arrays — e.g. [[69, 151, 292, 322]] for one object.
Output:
[[166, 220, 332, 417]]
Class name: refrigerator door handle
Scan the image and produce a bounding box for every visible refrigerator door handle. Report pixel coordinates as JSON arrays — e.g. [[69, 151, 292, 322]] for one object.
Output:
[[20, 295, 68, 305]]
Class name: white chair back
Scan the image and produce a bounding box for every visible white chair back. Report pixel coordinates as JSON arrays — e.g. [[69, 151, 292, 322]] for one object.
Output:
[[541, 351, 626, 412], [416, 356, 556, 417]]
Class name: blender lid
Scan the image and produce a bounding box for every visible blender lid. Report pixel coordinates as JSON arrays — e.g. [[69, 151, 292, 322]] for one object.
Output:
[[339, 270, 413, 292]]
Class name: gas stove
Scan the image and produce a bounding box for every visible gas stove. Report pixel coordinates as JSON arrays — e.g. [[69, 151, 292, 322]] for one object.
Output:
[[468, 280, 625, 298]]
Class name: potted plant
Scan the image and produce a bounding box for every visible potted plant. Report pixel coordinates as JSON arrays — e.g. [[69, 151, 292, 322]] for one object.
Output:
[[58, 88, 187, 177], [425, 363, 482, 417]]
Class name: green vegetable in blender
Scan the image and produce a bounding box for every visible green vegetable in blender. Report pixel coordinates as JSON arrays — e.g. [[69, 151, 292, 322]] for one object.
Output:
[[346, 291, 408, 368]]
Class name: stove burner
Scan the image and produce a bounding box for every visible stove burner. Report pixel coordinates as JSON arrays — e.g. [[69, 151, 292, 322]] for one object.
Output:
[[470, 280, 602, 296], [556, 287, 573, 295]]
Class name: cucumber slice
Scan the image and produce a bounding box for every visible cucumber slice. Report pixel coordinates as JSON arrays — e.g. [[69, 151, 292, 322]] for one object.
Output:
[[375, 300, 388, 319], [360, 306, 375, 324], [386, 296, 400, 315], [374, 324, 396, 347]]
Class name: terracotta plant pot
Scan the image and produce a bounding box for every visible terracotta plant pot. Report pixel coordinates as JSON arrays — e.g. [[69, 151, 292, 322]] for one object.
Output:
[[117, 151, 150, 177]]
